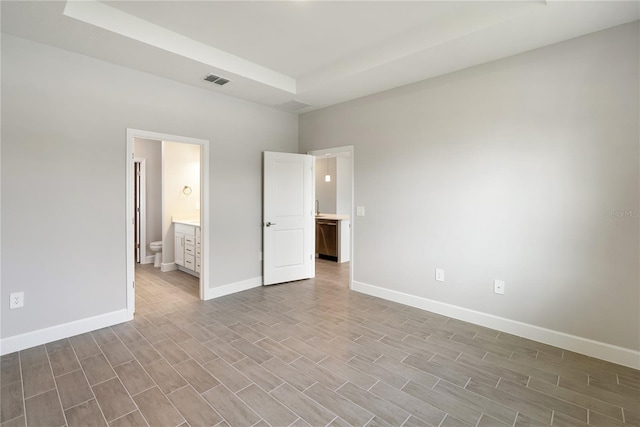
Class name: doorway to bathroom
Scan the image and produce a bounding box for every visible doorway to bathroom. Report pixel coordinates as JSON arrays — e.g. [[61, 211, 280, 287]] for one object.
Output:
[[308, 145, 355, 290], [126, 129, 210, 318]]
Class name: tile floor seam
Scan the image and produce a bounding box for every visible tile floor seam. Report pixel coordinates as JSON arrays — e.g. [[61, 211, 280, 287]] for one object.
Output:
[[287, 417, 301, 427], [20, 385, 57, 401], [231, 384, 269, 425], [324, 415, 338, 427], [45, 344, 70, 427], [68, 343, 108, 422], [108, 407, 140, 425], [18, 350, 27, 425]]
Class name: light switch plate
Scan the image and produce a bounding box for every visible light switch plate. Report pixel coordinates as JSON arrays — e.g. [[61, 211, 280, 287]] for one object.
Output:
[[356, 206, 365, 216], [494, 280, 505, 295]]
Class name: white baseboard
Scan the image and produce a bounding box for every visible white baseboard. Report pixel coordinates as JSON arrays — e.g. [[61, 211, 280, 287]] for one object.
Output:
[[177, 266, 200, 278], [0, 309, 131, 356], [141, 255, 155, 265], [205, 276, 262, 300], [352, 281, 640, 370], [161, 262, 177, 272]]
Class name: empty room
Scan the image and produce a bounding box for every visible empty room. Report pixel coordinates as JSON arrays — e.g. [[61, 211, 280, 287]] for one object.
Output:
[[1, 1, 638, 427]]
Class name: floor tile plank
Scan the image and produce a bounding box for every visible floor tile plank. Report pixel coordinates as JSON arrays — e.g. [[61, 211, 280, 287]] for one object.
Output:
[[269, 383, 336, 427], [92, 378, 136, 422], [167, 386, 222, 427], [304, 382, 374, 427], [133, 387, 184, 427], [236, 384, 298, 426], [202, 385, 261, 427], [64, 399, 108, 427]]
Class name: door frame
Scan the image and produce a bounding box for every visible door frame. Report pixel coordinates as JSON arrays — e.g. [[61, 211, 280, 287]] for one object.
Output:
[[134, 158, 147, 264], [307, 145, 355, 290], [126, 129, 210, 318]]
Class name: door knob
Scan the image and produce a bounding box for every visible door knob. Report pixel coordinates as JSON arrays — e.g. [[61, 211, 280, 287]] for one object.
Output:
[[265, 222, 276, 227]]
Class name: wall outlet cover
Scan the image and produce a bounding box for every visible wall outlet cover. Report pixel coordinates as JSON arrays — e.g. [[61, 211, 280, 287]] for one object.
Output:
[[494, 280, 505, 295], [10, 292, 24, 309], [356, 206, 365, 216], [435, 268, 445, 282]]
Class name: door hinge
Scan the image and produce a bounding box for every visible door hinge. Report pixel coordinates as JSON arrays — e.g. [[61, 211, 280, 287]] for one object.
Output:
[[136, 243, 140, 248], [132, 281, 135, 288]]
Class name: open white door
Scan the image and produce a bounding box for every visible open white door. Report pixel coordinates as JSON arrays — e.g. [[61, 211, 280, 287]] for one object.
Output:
[[263, 151, 315, 285]]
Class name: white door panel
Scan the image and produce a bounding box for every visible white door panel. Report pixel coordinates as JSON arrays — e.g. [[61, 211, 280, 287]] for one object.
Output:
[[274, 229, 304, 267], [263, 152, 315, 285]]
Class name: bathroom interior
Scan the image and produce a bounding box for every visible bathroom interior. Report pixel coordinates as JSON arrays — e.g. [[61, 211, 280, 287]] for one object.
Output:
[[133, 137, 202, 297]]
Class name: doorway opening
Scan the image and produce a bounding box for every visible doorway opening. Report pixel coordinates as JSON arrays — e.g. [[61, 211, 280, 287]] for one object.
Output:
[[126, 129, 210, 318], [308, 146, 354, 290]]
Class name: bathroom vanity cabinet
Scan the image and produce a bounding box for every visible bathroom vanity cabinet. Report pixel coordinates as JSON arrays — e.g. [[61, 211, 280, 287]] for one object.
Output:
[[174, 222, 201, 277]]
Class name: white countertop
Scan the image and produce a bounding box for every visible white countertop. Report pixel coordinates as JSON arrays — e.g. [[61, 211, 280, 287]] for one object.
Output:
[[315, 214, 350, 221], [173, 219, 200, 227]]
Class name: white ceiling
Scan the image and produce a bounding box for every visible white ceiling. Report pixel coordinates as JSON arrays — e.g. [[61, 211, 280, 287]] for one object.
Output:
[[2, 1, 638, 113]]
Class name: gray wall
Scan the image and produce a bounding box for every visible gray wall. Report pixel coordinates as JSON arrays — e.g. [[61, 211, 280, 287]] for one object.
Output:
[[1, 34, 297, 339], [133, 138, 162, 257], [300, 22, 639, 351]]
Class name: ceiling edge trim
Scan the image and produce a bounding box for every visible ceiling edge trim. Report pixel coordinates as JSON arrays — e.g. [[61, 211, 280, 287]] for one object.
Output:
[[63, 0, 296, 94]]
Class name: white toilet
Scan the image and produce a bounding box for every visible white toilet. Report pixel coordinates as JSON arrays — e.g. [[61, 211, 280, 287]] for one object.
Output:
[[149, 241, 162, 267]]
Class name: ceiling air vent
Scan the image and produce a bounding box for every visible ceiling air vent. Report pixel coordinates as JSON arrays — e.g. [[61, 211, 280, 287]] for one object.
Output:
[[277, 99, 311, 111], [204, 74, 230, 86]]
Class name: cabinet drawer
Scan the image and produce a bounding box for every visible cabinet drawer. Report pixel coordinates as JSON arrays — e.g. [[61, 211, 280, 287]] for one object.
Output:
[[184, 235, 196, 246], [184, 254, 195, 269], [185, 246, 195, 255]]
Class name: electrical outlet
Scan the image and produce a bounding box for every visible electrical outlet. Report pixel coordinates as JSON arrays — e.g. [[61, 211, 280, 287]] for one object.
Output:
[[494, 280, 505, 295], [435, 268, 445, 282], [10, 292, 24, 309]]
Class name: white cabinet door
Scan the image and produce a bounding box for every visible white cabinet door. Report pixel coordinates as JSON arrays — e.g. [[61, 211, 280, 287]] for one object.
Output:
[[175, 233, 185, 266], [263, 152, 315, 285]]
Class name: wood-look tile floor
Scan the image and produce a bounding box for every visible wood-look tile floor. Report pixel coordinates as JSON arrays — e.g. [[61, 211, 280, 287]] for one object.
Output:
[[1, 260, 638, 427]]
